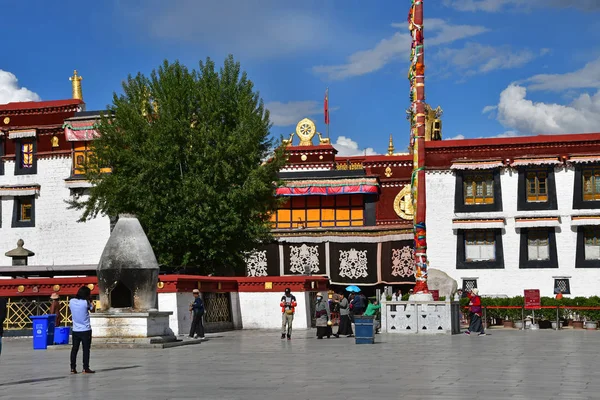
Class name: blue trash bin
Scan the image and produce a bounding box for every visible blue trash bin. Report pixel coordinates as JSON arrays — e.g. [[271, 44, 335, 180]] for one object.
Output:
[[354, 315, 375, 344], [54, 326, 71, 345], [31, 315, 56, 350]]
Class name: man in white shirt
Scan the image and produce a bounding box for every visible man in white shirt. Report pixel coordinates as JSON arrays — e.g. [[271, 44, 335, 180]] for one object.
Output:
[[69, 286, 95, 374]]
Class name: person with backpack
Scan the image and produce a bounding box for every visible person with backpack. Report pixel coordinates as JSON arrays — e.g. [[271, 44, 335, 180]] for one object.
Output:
[[465, 288, 486, 336], [280, 288, 297, 340], [189, 289, 205, 340]]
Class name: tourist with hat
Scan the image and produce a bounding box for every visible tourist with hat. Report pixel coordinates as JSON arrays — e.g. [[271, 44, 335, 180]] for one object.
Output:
[[314, 292, 332, 339], [465, 288, 486, 336], [280, 287, 297, 340], [189, 289, 205, 340], [49, 292, 63, 327]]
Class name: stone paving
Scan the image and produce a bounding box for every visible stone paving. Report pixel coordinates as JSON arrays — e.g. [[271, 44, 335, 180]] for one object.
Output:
[[1, 329, 600, 399]]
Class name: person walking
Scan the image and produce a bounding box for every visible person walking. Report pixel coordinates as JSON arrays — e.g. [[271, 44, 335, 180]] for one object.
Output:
[[280, 288, 296, 340], [189, 289, 205, 340], [334, 292, 353, 338], [465, 288, 486, 336], [69, 286, 95, 374], [0, 296, 6, 358], [351, 291, 365, 316], [314, 292, 332, 339], [49, 292, 63, 327]]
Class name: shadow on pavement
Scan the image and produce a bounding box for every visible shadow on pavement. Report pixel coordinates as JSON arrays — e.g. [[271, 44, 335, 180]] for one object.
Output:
[[0, 365, 142, 387]]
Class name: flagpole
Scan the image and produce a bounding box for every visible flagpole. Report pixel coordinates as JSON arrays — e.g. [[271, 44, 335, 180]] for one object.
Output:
[[326, 87, 330, 139]]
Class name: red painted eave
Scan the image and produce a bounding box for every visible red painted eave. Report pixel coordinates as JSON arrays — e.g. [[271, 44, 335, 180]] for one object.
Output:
[[427, 132, 600, 149], [0, 99, 84, 112]]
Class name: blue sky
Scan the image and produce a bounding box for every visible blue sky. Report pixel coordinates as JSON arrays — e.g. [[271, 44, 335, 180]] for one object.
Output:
[[1, 0, 599, 155]]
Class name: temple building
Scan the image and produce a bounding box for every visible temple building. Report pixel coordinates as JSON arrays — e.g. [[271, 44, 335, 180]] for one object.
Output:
[[0, 71, 110, 277], [245, 118, 419, 292], [425, 134, 600, 297]]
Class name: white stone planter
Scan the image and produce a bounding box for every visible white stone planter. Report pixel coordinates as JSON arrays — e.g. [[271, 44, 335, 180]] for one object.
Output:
[[585, 321, 597, 330], [514, 321, 524, 329]]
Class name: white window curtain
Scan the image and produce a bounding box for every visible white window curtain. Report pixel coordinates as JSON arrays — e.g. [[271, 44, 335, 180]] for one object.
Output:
[[465, 234, 496, 261]]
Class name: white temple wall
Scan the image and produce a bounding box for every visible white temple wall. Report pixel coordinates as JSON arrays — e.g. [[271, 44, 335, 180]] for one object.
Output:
[[0, 158, 110, 266], [238, 291, 310, 330], [426, 167, 599, 297]]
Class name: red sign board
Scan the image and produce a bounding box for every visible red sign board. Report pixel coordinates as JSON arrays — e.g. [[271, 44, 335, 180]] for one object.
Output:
[[430, 290, 439, 301], [524, 289, 541, 310]]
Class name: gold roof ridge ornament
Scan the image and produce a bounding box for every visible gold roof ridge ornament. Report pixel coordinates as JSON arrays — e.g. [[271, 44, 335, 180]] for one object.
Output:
[[296, 118, 317, 146], [387, 134, 395, 156], [69, 70, 83, 100], [393, 184, 414, 221]]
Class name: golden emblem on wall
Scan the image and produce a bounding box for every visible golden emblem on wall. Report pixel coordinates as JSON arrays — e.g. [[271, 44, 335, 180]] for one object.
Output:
[[51, 136, 60, 148], [87, 284, 95, 290], [157, 281, 164, 289], [296, 118, 316, 146], [53, 284, 61, 292], [393, 184, 414, 220], [385, 166, 393, 178], [3, 117, 9, 125]]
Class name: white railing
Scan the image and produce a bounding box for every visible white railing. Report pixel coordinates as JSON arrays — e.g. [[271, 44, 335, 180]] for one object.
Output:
[[381, 301, 461, 334]]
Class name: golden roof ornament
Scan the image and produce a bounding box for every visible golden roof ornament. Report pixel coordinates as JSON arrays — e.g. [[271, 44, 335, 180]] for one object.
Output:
[[69, 70, 83, 100], [296, 118, 317, 146], [387, 134, 395, 156]]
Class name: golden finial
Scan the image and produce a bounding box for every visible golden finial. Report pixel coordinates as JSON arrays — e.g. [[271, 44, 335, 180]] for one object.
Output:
[[387, 134, 395, 156], [69, 70, 83, 100]]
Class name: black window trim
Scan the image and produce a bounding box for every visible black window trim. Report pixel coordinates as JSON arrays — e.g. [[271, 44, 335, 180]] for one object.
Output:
[[456, 229, 505, 269], [517, 166, 557, 211], [575, 226, 600, 268], [12, 196, 35, 228], [573, 164, 600, 209], [454, 169, 503, 213], [14, 138, 37, 175], [519, 227, 558, 268]]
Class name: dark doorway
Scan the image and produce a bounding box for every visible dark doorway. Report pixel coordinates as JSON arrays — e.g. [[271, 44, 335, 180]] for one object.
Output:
[[110, 282, 132, 308]]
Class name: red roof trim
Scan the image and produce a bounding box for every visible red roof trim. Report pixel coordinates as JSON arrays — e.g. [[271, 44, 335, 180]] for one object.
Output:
[[427, 133, 600, 149], [0, 99, 84, 112]]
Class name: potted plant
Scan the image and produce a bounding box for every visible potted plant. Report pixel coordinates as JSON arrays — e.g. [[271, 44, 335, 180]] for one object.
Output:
[[581, 297, 600, 330], [571, 297, 588, 329]]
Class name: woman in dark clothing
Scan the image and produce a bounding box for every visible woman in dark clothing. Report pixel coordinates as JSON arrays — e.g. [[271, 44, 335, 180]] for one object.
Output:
[[314, 293, 332, 339], [334, 293, 353, 337]]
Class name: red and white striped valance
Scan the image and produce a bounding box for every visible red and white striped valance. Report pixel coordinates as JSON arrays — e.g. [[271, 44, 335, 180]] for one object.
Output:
[[571, 216, 600, 226], [568, 155, 600, 164], [8, 129, 36, 139], [0, 185, 40, 196], [450, 160, 503, 170], [515, 217, 560, 228], [452, 219, 505, 229], [511, 157, 561, 167]]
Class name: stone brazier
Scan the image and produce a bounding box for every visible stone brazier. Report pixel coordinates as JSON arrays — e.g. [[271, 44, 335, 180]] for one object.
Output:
[[90, 214, 175, 343]]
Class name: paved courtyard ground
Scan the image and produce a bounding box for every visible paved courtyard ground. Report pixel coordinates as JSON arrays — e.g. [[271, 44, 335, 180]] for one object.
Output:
[[1, 329, 599, 399]]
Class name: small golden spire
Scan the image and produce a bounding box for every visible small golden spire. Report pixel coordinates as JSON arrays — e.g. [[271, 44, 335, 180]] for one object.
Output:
[[387, 134, 395, 156], [69, 70, 83, 100]]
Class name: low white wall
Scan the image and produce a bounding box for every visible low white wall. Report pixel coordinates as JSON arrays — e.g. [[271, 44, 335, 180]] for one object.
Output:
[[239, 291, 310, 330], [158, 292, 193, 336]]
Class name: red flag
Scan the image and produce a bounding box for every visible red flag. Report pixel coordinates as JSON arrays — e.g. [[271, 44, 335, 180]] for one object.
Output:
[[324, 88, 329, 125]]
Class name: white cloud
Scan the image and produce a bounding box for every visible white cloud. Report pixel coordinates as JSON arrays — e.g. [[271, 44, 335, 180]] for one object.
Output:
[[443, 0, 600, 12], [312, 19, 488, 81], [333, 136, 377, 156], [266, 101, 324, 127], [445, 134, 465, 140], [0, 70, 40, 104], [119, 0, 340, 58], [437, 43, 539, 75], [482, 105, 497, 114], [523, 57, 600, 92], [495, 84, 600, 135]]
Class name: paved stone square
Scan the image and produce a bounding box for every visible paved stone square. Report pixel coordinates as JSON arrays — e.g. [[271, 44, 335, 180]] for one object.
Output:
[[1, 329, 599, 399]]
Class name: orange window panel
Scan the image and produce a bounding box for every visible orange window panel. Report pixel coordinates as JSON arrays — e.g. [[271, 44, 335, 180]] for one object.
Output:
[[336, 221, 350, 227], [322, 221, 335, 227], [351, 208, 363, 220], [307, 209, 320, 221], [336, 208, 350, 220], [269, 214, 277, 222], [321, 209, 334, 221], [292, 209, 306, 222], [350, 219, 364, 226], [306, 221, 321, 228], [276, 221, 292, 229], [277, 209, 291, 222]]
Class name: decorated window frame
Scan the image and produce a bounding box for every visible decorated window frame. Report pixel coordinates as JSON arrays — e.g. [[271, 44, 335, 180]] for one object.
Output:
[[456, 229, 504, 269], [575, 226, 600, 268], [454, 170, 502, 213], [519, 228, 558, 268], [573, 164, 600, 209], [270, 195, 365, 229], [12, 196, 35, 228], [554, 278, 571, 295], [15, 139, 37, 175], [517, 167, 557, 211]]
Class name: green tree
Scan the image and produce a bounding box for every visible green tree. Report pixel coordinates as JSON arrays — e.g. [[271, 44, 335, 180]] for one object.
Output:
[[70, 56, 286, 275]]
